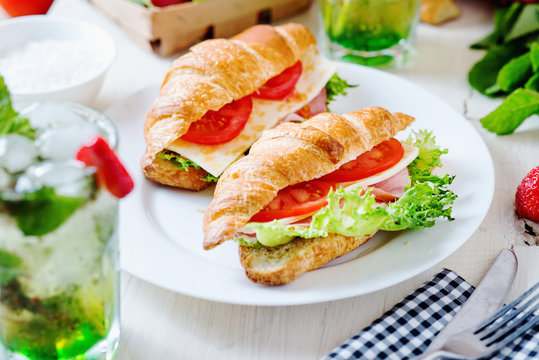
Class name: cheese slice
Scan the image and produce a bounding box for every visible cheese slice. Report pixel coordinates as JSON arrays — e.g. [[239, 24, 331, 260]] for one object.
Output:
[[341, 144, 419, 191], [166, 50, 337, 177]]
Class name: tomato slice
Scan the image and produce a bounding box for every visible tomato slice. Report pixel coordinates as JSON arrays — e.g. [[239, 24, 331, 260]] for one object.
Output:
[[253, 61, 303, 101], [0, 0, 53, 17], [250, 180, 336, 222], [321, 138, 404, 183], [181, 96, 253, 145], [76, 136, 134, 199]]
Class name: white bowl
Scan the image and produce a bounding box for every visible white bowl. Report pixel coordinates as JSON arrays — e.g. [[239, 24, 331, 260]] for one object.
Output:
[[0, 16, 116, 105]]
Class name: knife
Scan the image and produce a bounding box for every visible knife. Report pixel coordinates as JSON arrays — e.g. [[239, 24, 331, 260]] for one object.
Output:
[[420, 248, 518, 357]]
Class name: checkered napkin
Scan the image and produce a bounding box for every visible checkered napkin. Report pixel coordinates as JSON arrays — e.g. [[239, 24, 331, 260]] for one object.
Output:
[[323, 269, 539, 360]]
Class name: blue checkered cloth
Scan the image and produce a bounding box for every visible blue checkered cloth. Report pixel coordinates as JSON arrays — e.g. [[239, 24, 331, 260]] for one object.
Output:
[[323, 269, 539, 360]]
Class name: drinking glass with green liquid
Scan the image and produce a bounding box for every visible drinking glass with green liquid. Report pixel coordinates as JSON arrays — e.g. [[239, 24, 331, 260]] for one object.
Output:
[[321, 0, 420, 67], [0, 77, 133, 360]]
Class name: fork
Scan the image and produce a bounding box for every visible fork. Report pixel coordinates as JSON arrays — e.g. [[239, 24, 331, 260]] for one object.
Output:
[[415, 281, 539, 360]]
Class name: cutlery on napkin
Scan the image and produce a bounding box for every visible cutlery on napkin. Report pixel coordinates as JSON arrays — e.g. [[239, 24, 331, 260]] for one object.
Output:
[[323, 249, 539, 360]]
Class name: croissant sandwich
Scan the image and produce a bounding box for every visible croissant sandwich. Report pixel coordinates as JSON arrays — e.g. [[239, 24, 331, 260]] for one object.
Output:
[[203, 107, 457, 285], [141, 23, 354, 191]]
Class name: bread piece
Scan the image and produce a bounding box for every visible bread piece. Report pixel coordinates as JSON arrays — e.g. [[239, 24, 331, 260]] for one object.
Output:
[[141, 23, 316, 190], [239, 233, 375, 285], [420, 0, 461, 25], [142, 154, 212, 191], [203, 107, 414, 250]]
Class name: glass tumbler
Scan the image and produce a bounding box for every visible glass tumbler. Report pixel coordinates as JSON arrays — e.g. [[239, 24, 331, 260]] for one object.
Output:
[[0, 101, 120, 360], [321, 0, 421, 68]]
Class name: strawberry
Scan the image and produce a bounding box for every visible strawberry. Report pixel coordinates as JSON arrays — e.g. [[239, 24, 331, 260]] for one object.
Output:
[[76, 136, 134, 199], [515, 166, 539, 222]]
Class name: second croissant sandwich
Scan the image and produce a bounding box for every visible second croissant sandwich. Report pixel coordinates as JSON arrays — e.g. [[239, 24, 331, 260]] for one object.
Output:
[[141, 23, 354, 191], [203, 107, 457, 285]]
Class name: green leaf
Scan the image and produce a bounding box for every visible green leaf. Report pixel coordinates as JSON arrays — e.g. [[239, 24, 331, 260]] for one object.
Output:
[[468, 44, 525, 96], [404, 130, 448, 180], [525, 73, 539, 91], [505, 4, 539, 42], [235, 238, 263, 248], [246, 177, 456, 247], [0, 76, 35, 140], [201, 173, 219, 183], [128, 0, 155, 8], [480, 88, 539, 134], [381, 179, 456, 231], [158, 150, 200, 171], [0, 187, 86, 236], [158, 150, 218, 183], [325, 73, 358, 106], [0, 250, 22, 269], [531, 42, 539, 72], [471, 4, 523, 49], [496, 51, 533, 92]]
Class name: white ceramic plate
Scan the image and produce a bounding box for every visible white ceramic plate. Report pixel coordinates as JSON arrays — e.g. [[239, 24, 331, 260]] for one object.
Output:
[[108, 62, 494, 306]]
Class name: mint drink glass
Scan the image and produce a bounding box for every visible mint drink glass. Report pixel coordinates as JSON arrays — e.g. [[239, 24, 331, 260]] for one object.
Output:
[[321, 0, 420, 68], [0, 100, 121, 360]]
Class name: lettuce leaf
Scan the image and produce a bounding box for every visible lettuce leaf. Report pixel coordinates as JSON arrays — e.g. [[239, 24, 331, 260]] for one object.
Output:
[[158, 150, 219, 183], [157, 150, 200, 171], [243, 130, 456, 247], [200, 173, 219, 183], [325, 73, 358, 106], [0, 76, 35, 140], [404, 129, 448, 181]]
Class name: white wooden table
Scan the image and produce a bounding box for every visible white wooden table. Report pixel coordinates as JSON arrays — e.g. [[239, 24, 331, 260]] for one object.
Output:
[[5, 0, 539, 358]]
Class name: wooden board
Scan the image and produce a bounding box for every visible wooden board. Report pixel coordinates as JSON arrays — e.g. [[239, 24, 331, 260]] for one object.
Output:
[[89, 0, 313, 56]]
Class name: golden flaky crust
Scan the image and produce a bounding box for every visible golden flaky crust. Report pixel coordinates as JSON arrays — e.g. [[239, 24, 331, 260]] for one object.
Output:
[[239, 233, 375, 285], [203, 107, 414, 250], [141, 23, 316, 190], [420, 0, 461, 25]]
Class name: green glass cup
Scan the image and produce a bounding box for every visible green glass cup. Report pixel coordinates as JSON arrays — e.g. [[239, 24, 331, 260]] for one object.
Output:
[[0, 102, 120, 360], [321, 0, 421, 68]]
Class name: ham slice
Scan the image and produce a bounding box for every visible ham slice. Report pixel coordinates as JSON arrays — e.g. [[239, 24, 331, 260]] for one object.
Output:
[[372, 167, 410, 202], [295, 87, 328, 119]]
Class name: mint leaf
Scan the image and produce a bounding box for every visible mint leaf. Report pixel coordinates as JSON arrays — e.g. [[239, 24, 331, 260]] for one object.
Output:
[[505, 4, 539, 42], [480, 88, 539, 135], [0, 250, 22, 286], [525, 73, 539, 92], [471, 4, 523, 49], [496, 51, 533, 92], [0, 76, 35, 140], [325, 73, 357, 106], [531, 42, 539, 72], [0, 187, 86, 236], [468, 44, 525, 96]]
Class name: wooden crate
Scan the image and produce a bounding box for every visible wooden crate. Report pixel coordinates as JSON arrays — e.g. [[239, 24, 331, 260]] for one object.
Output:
[[89, 0, 313, 56]]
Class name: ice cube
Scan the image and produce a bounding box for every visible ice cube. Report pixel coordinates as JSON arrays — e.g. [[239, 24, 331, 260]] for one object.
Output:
[[0, 134, 37, 173], [21, 102, 85, 134], [15, 160, 95, 198], [37, 122, 101, 161], [0, 168, 10, 189]]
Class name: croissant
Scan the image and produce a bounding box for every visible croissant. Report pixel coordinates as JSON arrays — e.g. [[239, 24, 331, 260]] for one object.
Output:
[[141, 23, 317, 191], [203, 107, 414, 250], [420, 0, 461, 25]]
